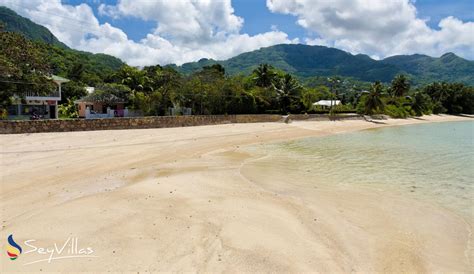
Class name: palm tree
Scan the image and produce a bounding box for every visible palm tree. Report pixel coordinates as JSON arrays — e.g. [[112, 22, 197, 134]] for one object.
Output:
[[391, 74, 410, 97], [411, 91, 431, 116], [253, 64, 276, 88], [364, 81, 385, 115], [424, 82, 449, 113], [433, 83, 449, 104], [118, 66, 151, 93], [273, 74, 301, 113], [327, 77, 342, 110]]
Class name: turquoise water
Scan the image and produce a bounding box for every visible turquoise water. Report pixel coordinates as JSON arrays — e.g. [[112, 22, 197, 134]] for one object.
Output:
[[248, 121, 474, 219]]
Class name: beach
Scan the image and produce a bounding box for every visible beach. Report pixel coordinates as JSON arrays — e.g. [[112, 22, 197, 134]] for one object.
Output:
[[0, 114, 472, 272]]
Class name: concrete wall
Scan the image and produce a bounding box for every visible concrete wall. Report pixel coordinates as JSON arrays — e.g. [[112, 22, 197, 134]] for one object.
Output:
[[0, 114, 362, 134]]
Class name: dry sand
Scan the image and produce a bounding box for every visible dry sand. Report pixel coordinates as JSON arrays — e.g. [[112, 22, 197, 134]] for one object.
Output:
[[0, 114, 472, 272]]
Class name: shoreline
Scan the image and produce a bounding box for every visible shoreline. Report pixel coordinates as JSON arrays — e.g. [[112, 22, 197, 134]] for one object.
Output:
[[0, 114, 472, 272], [237, 123, 473, 271]]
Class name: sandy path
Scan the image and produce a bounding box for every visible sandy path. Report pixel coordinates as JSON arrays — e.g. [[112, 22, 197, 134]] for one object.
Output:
[[0, 115, 472, 272]]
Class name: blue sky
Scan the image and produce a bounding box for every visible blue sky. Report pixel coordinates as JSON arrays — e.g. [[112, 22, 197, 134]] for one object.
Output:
[[61, 0, 474, 43], [3, 0, 473, 65], [60, 0, 307, 42], [415, 0, 474, 28]]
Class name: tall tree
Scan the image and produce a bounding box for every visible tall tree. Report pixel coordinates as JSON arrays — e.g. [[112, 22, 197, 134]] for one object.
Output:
[[273, 73, 302, 114], [391, 74, 410, 97], [60, 81, 87, 104], [202, 64, 225, 77], [364, 81, 385, 115], [253, 64, 276, 88], [68, 62, 85, 82], [0, 30, 54, 111], [301, 86, 331, 111], [411, 91, 432, 116], [424, 82, 473, 114], [116, 65, 150, 93]]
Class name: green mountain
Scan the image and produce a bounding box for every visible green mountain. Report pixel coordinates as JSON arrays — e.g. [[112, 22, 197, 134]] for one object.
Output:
[[2, 6, 472, 86], [0, 6, 124, 80], [381, 53, 474, 85], [173, 44, 474, 85], [0, 6, 67, 48]]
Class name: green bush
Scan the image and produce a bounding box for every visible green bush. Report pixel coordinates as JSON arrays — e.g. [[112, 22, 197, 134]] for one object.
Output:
[[333, 104, 355, 112], [356, 96, 369, 114], [0, 108, 7, 120], [58, 99, 79, 118], [384, 105, 410, 118]]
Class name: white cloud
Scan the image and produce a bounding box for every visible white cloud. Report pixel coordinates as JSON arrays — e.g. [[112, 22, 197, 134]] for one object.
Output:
[[99, 0, 244, 45], [0, 0, 295, 66], [267, 0, 474, 59], [4, 0, 470, 66], [305, 37, 331, 48]]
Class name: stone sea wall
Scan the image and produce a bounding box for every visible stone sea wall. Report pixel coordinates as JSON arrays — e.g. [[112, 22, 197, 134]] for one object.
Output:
[[0, 114, 362, 134]]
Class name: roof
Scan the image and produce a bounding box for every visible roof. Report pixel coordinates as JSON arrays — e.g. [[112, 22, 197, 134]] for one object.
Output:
[[75, 91, 126, 104], [51, 75, 70, 83], [313, 100, 341, 107]]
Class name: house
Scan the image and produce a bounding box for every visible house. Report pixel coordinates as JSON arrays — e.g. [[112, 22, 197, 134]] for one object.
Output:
[[75, 91, 128, 119], [7, 75, 70, 119], [313, 100, 341, 109]]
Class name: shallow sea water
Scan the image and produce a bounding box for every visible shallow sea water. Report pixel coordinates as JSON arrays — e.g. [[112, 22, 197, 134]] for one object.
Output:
[[245, 121, 474, 219]]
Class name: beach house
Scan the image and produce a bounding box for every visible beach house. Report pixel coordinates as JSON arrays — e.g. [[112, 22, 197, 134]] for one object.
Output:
[[313, 100, 341, 109], [75, 90, 128, 119], [7, 75, 70, 119]]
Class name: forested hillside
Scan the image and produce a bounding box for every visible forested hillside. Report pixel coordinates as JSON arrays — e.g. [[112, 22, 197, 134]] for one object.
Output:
[[172, 44, 474, 86], [0, 6, 124, 84]]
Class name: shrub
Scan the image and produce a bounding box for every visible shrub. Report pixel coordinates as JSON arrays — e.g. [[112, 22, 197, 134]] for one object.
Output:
[[356, 96, 366, 114], [0, 108, 7, 120], [58, 99, 79, 118], [384, 105, 410, 118]]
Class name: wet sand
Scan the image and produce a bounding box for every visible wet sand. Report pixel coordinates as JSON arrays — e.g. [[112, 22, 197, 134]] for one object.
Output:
[[0, 115, 472, 272]]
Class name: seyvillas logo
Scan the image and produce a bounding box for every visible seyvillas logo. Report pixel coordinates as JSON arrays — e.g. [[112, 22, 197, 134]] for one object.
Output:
[[23, 237, 97, 265], [7, 234, 22, 260], [5, 235, 98, 265]]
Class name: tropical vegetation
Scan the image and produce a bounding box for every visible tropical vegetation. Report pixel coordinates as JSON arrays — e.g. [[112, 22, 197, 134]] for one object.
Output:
[[1, 6, 473, 119], [173, 44, 474, 86]]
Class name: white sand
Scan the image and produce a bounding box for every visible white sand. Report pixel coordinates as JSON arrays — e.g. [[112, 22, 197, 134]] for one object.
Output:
[[0, 115, 472, 272]]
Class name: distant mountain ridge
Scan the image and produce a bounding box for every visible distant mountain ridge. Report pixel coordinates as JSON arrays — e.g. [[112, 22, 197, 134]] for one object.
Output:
[[172, 44, 474, 85], [0, 6, 124, 75], [381, 52, 474, 85], [1, 6, 472, 86]]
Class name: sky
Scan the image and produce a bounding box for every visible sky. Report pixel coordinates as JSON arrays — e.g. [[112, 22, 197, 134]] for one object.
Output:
[[1, 0, 473, 66]]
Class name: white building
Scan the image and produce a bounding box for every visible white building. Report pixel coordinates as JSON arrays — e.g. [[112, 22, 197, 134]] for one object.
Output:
[[8, 75, 69, 119], [313, 100, 341, 108]]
